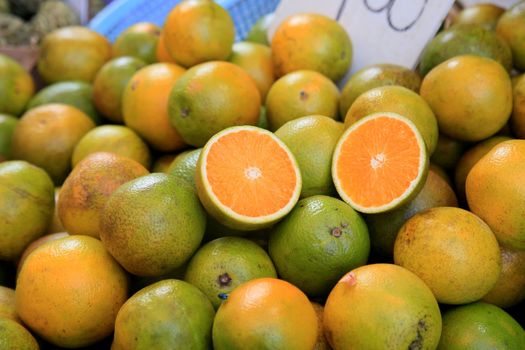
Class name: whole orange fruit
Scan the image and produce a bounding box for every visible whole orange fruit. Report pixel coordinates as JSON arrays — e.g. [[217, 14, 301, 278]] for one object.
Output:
[[37, 26, 111, 84], [122, 63, 187, 152], [163, 0, 234, 67], [0, 54, 34, 116], [16, 235, 128, 348], [212, 278, 318, 350], [272, 13, 352, 82]]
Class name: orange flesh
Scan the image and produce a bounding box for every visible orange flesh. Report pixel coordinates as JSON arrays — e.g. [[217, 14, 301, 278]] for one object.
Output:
[[206, 130, 297, 217], [336, 116, 422, 207]]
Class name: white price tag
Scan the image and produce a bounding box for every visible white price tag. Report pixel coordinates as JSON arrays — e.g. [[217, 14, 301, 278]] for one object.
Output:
[[269, 0, 455, 82], [459, 0, 518, 9]]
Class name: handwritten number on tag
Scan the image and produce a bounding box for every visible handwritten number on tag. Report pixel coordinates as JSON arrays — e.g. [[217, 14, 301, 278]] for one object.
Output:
[[363, 0, 429, 32]]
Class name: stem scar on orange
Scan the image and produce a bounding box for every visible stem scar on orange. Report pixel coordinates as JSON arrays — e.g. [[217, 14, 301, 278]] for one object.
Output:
[[332, 112, 429, 213], [196, 126, 301, 231]]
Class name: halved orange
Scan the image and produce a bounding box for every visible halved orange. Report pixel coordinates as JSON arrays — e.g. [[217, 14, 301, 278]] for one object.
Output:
[[332, 112, 428, 213], [196, 126, 301, 231]]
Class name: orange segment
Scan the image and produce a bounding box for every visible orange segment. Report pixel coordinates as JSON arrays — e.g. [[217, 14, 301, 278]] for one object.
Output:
[[333, 113, 428, 213], [197, 126, 301, 230]]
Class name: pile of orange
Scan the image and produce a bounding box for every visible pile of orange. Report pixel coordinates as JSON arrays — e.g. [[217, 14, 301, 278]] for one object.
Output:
[[0, 0, 524, 349]]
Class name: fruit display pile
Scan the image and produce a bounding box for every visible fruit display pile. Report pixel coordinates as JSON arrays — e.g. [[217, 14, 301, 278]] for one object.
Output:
[[1, 0, 525, 349]]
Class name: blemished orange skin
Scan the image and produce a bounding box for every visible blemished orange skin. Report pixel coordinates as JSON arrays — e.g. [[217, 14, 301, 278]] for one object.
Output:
[[15, 235, 129, 348], [57, 152, 149, 238], [212, 278, 318, 350], [229, 41, 275, 101], [11, 104, 96, 185], [37, 26, 112, 84], [163, 0, 235, 68], [156, 32, 176, 63], [420, 55, 512, 142], [483, 246, 525, 308], [266, 70, 340, 131], [123, 63, 187, 152], [323, 264, 442, 350], [394, 207, 501, 304], [466, 140, 525, 250], [271, 13, 352, 82]]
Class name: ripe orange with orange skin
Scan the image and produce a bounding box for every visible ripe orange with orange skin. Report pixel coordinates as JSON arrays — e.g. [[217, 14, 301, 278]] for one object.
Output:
[[156, 31, 175, 63], [123, 63, 186, 152], [11, 104, 95, 184], [163, 0, 234, 67], [58, 152, 149, 238], [466, 140, 525, 250], [212, 278, 317, 350], [17, 232, 69, 275], [272, 13, 352, 82], [16, 235, 128, 348]]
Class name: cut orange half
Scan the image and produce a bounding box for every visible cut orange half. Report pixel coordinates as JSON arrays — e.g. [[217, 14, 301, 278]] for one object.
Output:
[[196, 126, 302, 230], [332, 112, 428, 213]]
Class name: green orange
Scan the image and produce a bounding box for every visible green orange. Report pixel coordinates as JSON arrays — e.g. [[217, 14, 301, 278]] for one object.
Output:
[[0, 317, 39, 350], [275, 115, 344, 198], [0, 114, 18, 161], [497, 1, 525, 70], [0, 54, 34, 116], [268, 195, 370, 296], [167, 148, 202, 190], [112, 22, 160, 64]]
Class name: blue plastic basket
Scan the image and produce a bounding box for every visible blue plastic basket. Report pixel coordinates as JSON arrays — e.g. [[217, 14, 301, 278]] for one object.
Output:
[[89, 0, 280, 42]]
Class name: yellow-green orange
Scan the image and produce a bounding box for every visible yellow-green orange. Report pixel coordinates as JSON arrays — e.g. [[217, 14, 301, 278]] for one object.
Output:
[[324, 264, 442, 350], [269, 195, 369, 296], [451, 3, 504, 30], [11, 104, 95, 184], [152, 154, 176, 173], [0, 161, 54, 261], [58, 152, 149, 237], [438, 302, 525, 350], [184, 237, 277, 309], [0, 54, 34, 116], [229, 41, 274, 101], [72, 125, 151, 169], [272, 13, 352, 82], [497, 2, 525, 70], [266, 70, 339, 131], [345, 85, 438, 155], [27, 80, 101, 124], [46, 187, 64, 234], [483, 246, 525, 308], [419, 25, 512, 76], [92, 56, 146, 123], [340, 63, 421, 117], [16, 235, 128, 348], [0, 317, 38, 350], [167, 148, 202, 190], [420, 55, 512, 142], [100, 173, 206, 276], [112, 22, 160, 64], [112, 279, 215, 350], [163, 0, 234, 67], [37, 26, 111, 84], [212, 278, 317, 350], [394, 207, 501, 304], [169, 61, 261, 147], [454, 136, 511, 203], [466, 140, 525, 250], [0, 114, 18, 161], [0, 286, 18, 322], [366, 167, 458, 258], [123, 63, 187, 152], [275, 115, 343, 198]]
